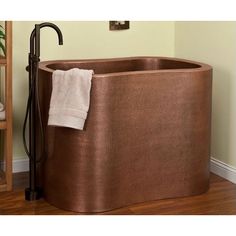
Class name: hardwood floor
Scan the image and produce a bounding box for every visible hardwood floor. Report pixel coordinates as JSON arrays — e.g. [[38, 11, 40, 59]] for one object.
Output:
[[0, 172, 236, 215]]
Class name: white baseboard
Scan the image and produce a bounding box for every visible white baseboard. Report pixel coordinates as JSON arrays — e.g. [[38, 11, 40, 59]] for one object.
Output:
[[2, 156, 236, 184], [12, 158, 29, 173], [13, 156, 236, 184], [210, 157, 236, 184], [0, 157, 29, 173]]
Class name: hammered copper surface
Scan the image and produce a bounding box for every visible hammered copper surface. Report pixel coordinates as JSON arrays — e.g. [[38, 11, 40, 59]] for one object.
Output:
[[37, 57, 212, 213]]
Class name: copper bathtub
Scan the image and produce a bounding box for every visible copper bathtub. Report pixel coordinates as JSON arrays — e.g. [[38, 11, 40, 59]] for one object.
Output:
[[38, 57, 212, 213]]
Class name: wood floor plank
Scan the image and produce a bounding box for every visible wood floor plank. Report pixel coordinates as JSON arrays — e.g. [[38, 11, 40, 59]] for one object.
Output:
[[129, 180, 236, 215], [0, 172, 235, 215]]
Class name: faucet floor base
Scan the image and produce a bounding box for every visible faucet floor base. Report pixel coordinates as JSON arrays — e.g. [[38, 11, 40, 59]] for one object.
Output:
[[25, 187, 43, 201]]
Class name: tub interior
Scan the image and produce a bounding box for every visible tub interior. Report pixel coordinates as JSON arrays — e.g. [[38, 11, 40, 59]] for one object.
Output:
[[46, 58, 201, 74]]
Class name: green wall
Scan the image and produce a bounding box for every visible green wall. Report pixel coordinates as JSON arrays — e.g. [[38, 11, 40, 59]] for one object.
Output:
[[13, 21, 175, 159], [175, 21, 236, 167]]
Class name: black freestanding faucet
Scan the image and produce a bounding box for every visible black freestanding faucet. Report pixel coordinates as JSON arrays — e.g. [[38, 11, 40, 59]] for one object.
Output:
[[23, 22, 63, 201]]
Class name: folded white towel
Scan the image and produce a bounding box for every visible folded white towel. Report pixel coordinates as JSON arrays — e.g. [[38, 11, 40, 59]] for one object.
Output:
[[48, 68, 93, 130], [0, 102, 5, 120]]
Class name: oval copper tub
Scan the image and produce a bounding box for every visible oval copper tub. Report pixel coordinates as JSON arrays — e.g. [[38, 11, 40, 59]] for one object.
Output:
[[37, 57, 212, 213]]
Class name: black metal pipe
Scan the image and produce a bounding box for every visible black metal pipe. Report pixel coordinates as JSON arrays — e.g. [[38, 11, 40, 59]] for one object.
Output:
[[24, 22, 63, 201]]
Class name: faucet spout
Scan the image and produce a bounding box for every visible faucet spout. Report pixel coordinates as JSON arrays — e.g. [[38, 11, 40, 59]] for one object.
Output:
[[30, 22, 63, 58], [38, 22, 63, 45]]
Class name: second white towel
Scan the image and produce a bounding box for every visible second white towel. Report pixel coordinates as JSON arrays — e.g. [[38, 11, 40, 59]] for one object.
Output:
[[48, 68, 94, 130]]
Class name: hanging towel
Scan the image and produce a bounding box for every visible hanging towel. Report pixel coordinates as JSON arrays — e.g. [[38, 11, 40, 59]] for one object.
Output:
[[48, 68, 94, 130], [0, 102, 5, 120]]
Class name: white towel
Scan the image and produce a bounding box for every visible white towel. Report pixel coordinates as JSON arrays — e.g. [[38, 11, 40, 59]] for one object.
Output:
[[0, 102, 5, 120], [48, 68, 93, 130]]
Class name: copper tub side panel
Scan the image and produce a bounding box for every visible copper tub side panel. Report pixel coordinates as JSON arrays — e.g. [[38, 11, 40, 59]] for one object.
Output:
[[38, 57, 212, 213]]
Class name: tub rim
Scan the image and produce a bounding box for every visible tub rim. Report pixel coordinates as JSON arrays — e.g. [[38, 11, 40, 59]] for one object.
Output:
[[39, 56, 212, 78]]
